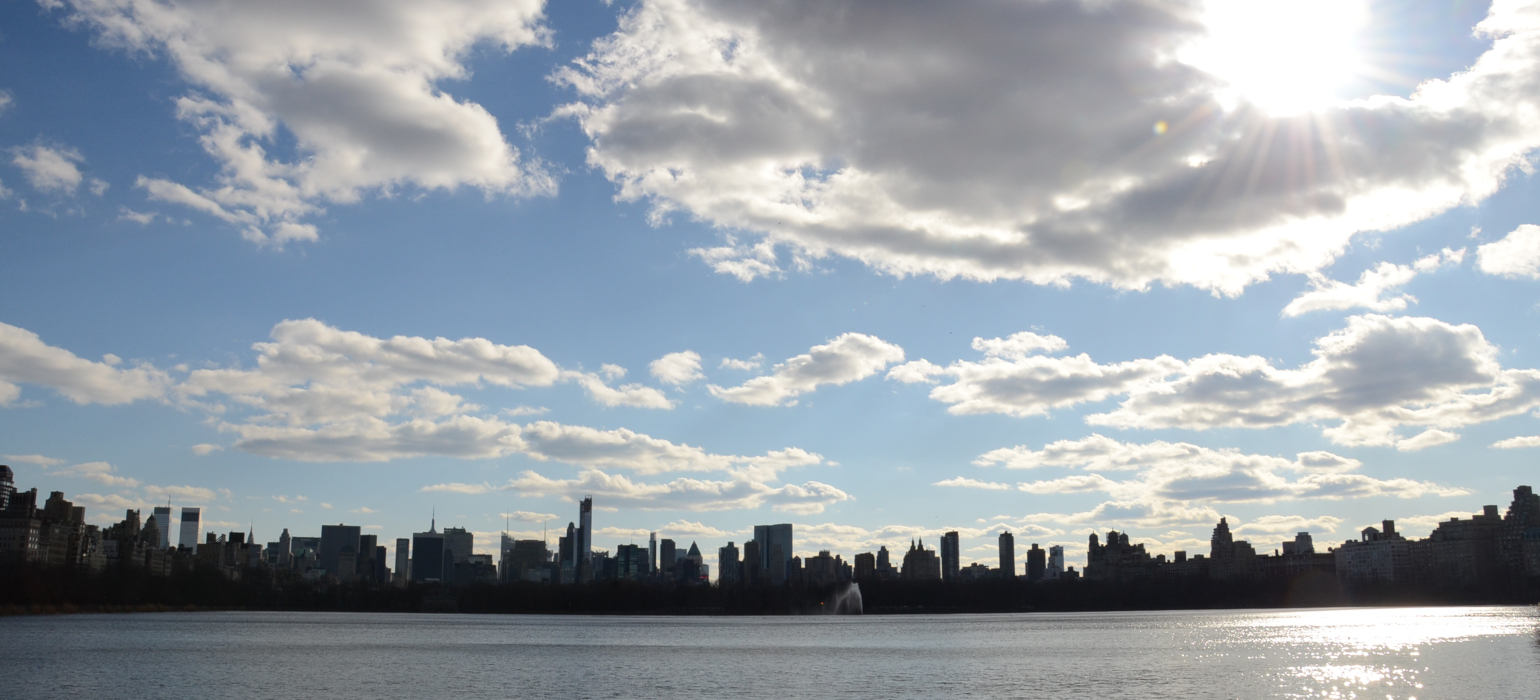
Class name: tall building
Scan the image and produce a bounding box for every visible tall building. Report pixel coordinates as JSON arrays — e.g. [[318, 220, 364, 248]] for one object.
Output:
[[319, 524, 362, 579], [999, 531, 1015, 578], [1211, 517, 1234, 559], [718, 541, 740, 584], [1026, 543, 1045, 581], [753, 523, 793, 584], [1046, 545, 1065, 580], [395, 537, 410, 583], [901, 539, 940, 580], [152, 506, 172, 549], [578, 497, 593, 581], [443, 527, 473, 566], [940, 531, 960, 581], [412, 518, 445, 583], [178, 507, 201, 552], [0, 465, 13, 511], [648, 531, 657, 574], [659, 538, 677, 576]]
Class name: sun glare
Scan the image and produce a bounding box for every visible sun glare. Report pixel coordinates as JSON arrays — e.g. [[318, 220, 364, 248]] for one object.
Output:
[[1185, 0, 1371, 116]]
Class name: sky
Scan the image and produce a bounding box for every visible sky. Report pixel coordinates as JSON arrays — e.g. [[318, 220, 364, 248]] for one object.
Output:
[[3, 0, 1540, 574]]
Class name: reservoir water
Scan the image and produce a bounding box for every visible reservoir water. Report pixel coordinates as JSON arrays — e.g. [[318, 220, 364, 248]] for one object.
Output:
[[2, 606, 1537, 698]]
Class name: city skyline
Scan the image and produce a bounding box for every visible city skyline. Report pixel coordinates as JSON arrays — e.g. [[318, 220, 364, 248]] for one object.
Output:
[[6, 1, 1540, 571]]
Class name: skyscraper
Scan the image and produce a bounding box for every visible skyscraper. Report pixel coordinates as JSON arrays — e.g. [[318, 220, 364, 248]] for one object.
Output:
[[940, 530, 960, 581], [648, 531, 657, 574], [659, 538, 677, 577], [1026, 543, 1045, 581], [0, 465, 13, 511], [443, 527, 473, 566], [718, 541, 740, 584], [578, 497, 593, 582], [152, 506, 172, 549], [999, 530, 1015, 578], [178, 507, 201, 552], [395, 537, 410, 583], [320, 523, 362, 579], [753, 523, 793, 584], [412, 518, 445, 583], [1047, 545, 1064, 580]]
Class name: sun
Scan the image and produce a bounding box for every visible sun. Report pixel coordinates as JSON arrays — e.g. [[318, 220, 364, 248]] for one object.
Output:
[[1183, 0, 1371, 116]]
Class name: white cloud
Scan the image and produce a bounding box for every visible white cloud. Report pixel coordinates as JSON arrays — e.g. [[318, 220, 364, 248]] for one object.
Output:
[[649, 350, 704, 386], [1492, 435, 1540, 449], [501, 405, 549, 417], [51, 461, 141, 488], [719, 353, 764, 371], [932, 476, 1011, 491], [190, 443, 222, 456], [2, 454, 65, 467], [10, 143, 85, 193], [889, 336, 1181, 418], [557, 0, 1540, 294], [501, 510, 560, 523], [971, 331, 1068, 359], [1476, 224, 1540, 279], [901, 315, 1540, 448], [0, 90, 11, 114], [562, 369, 674, 409], [0, 321, 170, 405], [51, 0, 555, 245], [709, 332, 904, 406], [1282, 248, 1465, 317], [142, 484, 218, 504], [969, 434, 1467, 507], [431, 467, 853, 515], [1091, 314, 1540, 448], [117, 207, 157, 224], [1395, 428, 1460, 452]]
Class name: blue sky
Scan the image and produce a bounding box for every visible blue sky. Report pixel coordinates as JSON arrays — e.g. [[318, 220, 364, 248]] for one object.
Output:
[[3, 0, 1540, 572]]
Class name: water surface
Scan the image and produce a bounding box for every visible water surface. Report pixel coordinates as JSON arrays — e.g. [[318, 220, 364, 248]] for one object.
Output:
[[2, 606, 1536, 698]]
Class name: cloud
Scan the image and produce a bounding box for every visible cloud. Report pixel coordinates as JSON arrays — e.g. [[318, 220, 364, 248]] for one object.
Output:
[[1476, 224, 1540, 279], [1090, 314, 1538, 448], [142, 484, 219, 504], [556, 0, 1540, 294], [719, 353, 764, 371], [501, 510, 560, 523], [0, 322, 170, 405], [973, 434, 1467, 507], [50, 0, 555, 245], [1395, 428, 1459, 452], [0, 90, 11, 114], [190, 443, 222, 456], [709, 332, 904, 406], [889, 333, 1181, 418], [1492, 435, 1540, 449], [1282, 248, 1465, 317], [117, 207, 157, 225], [10, 143, 85, 193], [517, 420, 823, 477], [649, 350, 704, 386], [932, 476, 1012, 491], [431, 467, 853, 515], [2, 454, 65, 467], [51, 461, 141, 488], [562, 370, 674, 409]]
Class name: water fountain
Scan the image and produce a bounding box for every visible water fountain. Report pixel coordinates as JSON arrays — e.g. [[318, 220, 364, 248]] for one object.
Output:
[[828, 581, 863, 614]]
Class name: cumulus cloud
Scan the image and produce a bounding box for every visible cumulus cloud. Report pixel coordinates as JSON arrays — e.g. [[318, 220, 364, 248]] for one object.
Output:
[[517, 420, 824, 477], [2, 454, 65, 467], [719, 353, 764, 371], [1282, 248, 1465, 317], [1491, 435, 1540, 449], [649, 350, 704, 386], [0, 321, 170, 406], [50, 0, 555, 245], [557, 0, 1540, 293], [932, 476, 1011, 491], [190, 443, 222, 456], [50, 461, 141, 488], [562, 370, 674, 409], [952, 435, 1466, 515], [901, 315, 1540, 449], [1476, 224, 1540, 279], [708, 333, 904, 406], [429, 468, 852, 515], [889, 333, 1180, 418], [10, 143, 86, 193], [1091, 314, 1539, 448]]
